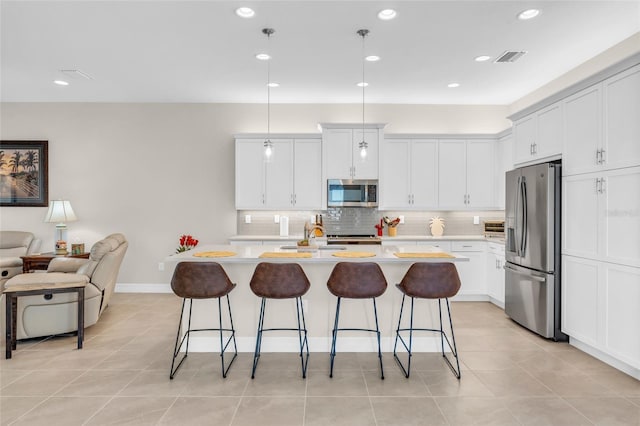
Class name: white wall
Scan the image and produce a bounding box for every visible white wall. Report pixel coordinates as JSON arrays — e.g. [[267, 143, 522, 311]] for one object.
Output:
[[0, 103, 510, 285]]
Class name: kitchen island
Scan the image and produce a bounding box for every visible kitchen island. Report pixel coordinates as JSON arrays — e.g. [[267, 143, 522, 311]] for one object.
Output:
[[165, 244, 468, 353]]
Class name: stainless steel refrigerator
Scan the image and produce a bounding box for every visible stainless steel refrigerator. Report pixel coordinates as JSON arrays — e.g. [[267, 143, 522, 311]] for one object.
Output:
[[505, 161, 567, 341]]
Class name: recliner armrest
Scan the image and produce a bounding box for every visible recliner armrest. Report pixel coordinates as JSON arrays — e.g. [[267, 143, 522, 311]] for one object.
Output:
[[47, 257, 89, 273]]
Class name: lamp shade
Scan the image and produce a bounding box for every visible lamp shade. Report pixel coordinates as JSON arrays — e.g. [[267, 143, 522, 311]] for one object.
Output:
[[44, 200, 77, 223]]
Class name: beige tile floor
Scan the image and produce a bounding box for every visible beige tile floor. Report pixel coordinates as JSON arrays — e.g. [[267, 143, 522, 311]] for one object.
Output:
[[1, 294, 639, 425]]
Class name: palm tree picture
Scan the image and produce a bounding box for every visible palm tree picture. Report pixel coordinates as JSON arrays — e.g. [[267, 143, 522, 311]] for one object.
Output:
[[0, 140, 48, 206]]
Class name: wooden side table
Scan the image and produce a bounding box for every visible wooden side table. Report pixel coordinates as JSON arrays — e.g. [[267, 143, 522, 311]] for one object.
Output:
[[21, 252, 90, 273], [4, 281, 86, 359]]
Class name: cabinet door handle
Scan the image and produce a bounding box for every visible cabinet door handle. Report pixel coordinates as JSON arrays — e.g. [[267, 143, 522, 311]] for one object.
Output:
[[596, 149, 601, 164], [534, 143, 537, 154], [599, 177, 605, 194], [595, 178, 600, 194], [262, 194, 265, 204], [530, 143, 534, 155], [467, 194, 471, 205], [600, 149, 606, 165]]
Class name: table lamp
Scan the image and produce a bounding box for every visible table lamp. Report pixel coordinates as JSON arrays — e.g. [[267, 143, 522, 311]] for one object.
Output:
[[44, 200, 77, 255]]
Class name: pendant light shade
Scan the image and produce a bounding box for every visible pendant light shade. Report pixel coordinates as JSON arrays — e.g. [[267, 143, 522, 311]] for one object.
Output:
[[262, 28, 275, 162], [357, 29, 369, 162]]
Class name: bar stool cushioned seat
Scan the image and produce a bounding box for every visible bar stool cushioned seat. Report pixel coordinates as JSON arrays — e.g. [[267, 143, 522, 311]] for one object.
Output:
[[327, 262, 387, 379], [250, 262, 310, 378], [170, 261, 238, 379], [393, 262, 462, 379]]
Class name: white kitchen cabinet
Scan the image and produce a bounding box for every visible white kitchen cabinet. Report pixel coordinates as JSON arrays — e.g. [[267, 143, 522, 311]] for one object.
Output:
[[451, 241, 486, 296], [563, 255, 640, 370], [603, 63, 640, 171], [486, 242, 505, 308], [513, 102, 562, 165], [564, 64, 640, 176], [236, 139, 266, 209], [292, 139, 322, 209], [563, 85, 602, 176], [322, 126, 380, 180], [235, 137, 322, 210], [495, 133, 513, 210], [379, 138, 438, 209], [562, 255, 600, 346], [563, 166, 640, 268], [438, 139, 495, 209]]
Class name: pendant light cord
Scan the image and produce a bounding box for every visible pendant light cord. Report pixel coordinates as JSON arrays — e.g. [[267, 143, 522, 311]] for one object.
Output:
[[357, 29, 369, 150]]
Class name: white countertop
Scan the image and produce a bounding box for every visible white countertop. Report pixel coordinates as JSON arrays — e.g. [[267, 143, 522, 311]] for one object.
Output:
[[229, 234, 504, 244], [166, 244, 469, 264]]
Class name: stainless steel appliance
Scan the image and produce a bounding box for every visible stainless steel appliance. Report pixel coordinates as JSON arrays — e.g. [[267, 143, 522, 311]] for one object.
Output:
[[326, 234, 382, 245], [327, 179, 378, 208], [505, 161, 567, 340]]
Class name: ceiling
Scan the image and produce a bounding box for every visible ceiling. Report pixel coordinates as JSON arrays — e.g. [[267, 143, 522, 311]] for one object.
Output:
[[2, 1, 639, 105]]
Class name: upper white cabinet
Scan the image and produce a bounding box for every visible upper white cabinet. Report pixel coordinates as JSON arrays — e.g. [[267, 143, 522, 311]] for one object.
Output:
[[379, 138, 438, 209], [513, 102, 562, 165], [321, 125, 382, 180], [235, 137, 322, 210], [563, 85, 602, 176], [438, 139, 495, 209], [495, 133, 513, 210], [603, 63, 640, 171], [564, 64, 640, 176]]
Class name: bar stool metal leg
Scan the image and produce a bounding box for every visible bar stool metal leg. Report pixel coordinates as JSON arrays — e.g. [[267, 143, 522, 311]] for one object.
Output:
[[329, 297, 342, 378], [251, 297, 267, 379], [219, 295, 238, 378], [295, 296, 310, 378], [372, 298, 385, 380], [393, 295, 415, 378], [439, 298, 461, 379], [170, 299, 192, 379]]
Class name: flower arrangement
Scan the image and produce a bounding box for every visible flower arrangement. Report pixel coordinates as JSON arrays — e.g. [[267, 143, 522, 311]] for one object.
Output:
[[176, 234, 199, 253], [383, 216, 401, 228]]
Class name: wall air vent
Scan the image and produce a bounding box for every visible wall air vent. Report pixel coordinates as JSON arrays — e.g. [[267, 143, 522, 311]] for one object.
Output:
[[494, 51, 527, 63], [59, 69, 94, 80]]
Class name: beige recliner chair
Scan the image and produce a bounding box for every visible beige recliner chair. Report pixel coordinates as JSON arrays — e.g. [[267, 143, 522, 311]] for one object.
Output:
[[4, 233, 128, 339], [0, 231, 39, 291]]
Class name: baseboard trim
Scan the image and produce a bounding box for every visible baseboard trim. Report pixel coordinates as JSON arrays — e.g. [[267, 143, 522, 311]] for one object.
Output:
[[570, 337, 640, 380]]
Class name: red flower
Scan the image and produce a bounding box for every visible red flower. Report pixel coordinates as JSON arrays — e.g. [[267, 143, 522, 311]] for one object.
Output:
[[176, 234, 199, 253]]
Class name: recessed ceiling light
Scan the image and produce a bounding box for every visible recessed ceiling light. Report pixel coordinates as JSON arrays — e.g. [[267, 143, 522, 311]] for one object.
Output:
[[267, 82, 279, 88], [518, 9, 540, 20], [365, 55, 381, 62], [475, 55, 491, 62], [357, 82, 369, 87], [235, 7, 255, 18], [377, 9, 397, 20], [53, 80, 69, 86], [447, 83, 460, 88], [255, 53, 270, 61]]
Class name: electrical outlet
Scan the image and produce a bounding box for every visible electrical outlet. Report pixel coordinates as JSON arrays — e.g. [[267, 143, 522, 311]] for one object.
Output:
[[473, 215, 480, 225], [245, 215, 252, 224], [399, 215, 405, 224], [158, 262, 164, 271], [274, 214, 280, 223]]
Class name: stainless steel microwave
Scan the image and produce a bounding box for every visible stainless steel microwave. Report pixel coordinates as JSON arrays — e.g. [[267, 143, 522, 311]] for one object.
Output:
[[327, 179, 378, 207]]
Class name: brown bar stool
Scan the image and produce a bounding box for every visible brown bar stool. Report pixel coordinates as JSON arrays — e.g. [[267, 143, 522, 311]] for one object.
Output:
[[393, 262, 462, 379], [170, 262, 238, 379], [327, 262, 387, 379], [250, 262, 310, 379]]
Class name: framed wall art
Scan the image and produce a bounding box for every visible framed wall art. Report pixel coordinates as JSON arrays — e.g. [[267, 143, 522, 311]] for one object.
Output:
[[0, 140, 49, 207]]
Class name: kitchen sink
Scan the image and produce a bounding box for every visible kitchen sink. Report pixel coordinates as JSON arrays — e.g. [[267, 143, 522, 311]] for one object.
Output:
[[280, 245, 347, 250]]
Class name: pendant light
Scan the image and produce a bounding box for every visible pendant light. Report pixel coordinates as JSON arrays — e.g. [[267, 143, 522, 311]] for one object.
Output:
[[357, 29, 369, 161], [262, 28, 275, 162]]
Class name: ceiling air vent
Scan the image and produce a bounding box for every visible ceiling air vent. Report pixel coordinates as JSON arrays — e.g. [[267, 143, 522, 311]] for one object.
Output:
[[59, 69, 94, 80], [494, 51, 527, 63]]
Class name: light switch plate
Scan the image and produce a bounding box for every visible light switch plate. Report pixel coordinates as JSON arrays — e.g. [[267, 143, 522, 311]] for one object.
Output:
[[399, 215, 405, 224], [473, 215, 480, 225], [274, 214, 280, 223], [245, 215, 252, 224]]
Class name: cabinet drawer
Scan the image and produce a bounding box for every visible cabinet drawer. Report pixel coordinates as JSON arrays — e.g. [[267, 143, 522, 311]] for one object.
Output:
[[416, 241, 452, 252], [452, 241, 485, 252], [487, 242, 505, 255]]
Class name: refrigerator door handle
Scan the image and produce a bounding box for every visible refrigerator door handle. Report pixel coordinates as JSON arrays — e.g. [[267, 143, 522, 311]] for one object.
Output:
[[504, 264, 546, 282], [520, 177, 528, 257], [514, 176, 521, 256]]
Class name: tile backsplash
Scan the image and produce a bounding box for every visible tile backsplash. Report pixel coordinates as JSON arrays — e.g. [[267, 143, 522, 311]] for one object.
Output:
[[236, 209, 504, 237]]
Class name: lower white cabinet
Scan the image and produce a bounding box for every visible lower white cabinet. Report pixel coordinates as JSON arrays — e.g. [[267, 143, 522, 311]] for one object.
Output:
[[486, 242, 505, 307], [562, 255, 640, 369], [451, 241, 486, 296]]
